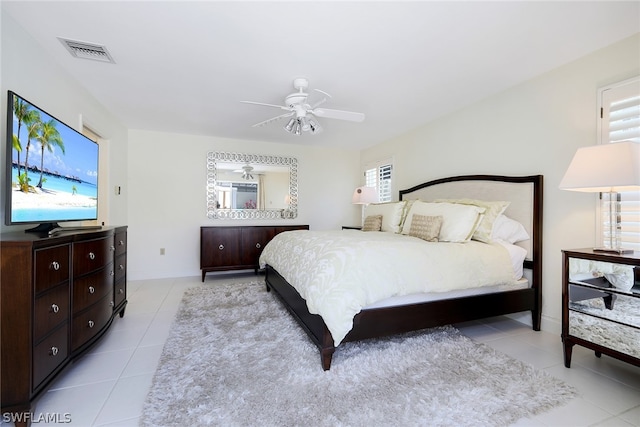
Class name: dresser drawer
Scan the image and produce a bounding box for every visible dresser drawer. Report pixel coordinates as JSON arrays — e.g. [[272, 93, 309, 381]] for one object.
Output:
[[34, 244, 70, 293], [114, 279, 126, 308], [73, 237, 114, 277], [33, 324, 68, 390], [114, 254, 126, 283], [72, 265, 114, 313], [200, 227, 242, 269], [34, 283, 70, 342], [115, 231, 127, 257], [71, 294, 113, 351]]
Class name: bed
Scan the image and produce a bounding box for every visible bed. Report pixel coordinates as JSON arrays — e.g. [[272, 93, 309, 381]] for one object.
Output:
[[259, 174, 543, 370]]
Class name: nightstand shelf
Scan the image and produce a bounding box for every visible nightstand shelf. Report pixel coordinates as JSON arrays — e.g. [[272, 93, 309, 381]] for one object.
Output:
[[561, 249, 640, 368]]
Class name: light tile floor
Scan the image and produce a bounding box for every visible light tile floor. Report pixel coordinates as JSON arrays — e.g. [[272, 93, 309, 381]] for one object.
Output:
[[5, 273, 639, 426]]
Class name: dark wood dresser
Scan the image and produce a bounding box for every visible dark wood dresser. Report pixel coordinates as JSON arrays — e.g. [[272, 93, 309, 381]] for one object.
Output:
[[200, 225, 308, 281], [1, 226, 128, 419]]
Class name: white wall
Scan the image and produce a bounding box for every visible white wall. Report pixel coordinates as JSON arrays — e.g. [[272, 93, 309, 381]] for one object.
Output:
[[1, 11, 362, 281], [361, 33, 640, 334], [126, 130, 361, 280], [4, 7, 638, 331], [1, 12, 129, 230]]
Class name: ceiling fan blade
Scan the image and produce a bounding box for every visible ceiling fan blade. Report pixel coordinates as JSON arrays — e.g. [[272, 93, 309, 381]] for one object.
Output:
[[309, 89, 332, 109], [241, 100, 292, 111], [311, 108, 365, 122], [251, 112, 295, 127]]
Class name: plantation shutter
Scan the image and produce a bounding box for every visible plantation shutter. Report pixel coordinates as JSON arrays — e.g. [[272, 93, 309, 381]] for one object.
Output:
[[599, 76, 640, 251], [364, 159, 393, 203]]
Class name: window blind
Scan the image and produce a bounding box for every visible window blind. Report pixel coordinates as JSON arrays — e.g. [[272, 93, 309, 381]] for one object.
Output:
[[364, 160, 393, 203], [599, 76, 640, 251]]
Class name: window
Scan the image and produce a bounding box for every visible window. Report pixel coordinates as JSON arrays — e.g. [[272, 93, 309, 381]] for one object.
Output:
[[216, 182, 259, 209], [364, 159, 393, 203], [598, 76, 640, 251]]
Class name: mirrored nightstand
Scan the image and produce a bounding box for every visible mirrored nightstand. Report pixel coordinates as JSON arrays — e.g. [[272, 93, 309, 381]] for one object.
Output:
[[561, 249, 640, 368]]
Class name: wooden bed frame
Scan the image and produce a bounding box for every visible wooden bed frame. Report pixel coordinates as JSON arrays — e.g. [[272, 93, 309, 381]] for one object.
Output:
[[265, 174, 543, 370]]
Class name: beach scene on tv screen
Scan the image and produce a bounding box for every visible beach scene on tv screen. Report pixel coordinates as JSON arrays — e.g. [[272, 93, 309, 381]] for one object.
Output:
[[10, 94, 98, 223]]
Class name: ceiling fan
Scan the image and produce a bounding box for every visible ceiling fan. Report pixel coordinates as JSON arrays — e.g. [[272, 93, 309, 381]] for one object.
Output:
[[234, 164, 255, 180], [241, 78, 365, 135]]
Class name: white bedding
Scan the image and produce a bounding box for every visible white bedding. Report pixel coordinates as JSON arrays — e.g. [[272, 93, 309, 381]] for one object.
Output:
[[259, 229, 517, 346]]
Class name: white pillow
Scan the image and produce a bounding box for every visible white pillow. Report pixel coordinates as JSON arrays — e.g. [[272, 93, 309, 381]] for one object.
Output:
[[399, 199, 417, 231], [364, 201, 407, 233], [401, 201, 485, 242], [491, 214, 530, 243], [435, 198, 510, 243], [495, 239, 527, 280]]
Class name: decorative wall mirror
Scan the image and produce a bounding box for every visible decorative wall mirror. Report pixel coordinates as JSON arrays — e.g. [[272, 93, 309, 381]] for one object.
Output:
[[206, 152, 298, 219]]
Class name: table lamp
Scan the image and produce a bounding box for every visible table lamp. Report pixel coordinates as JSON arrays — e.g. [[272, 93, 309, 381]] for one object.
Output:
[[352, 186, 379, 225], [559, 141, 640, 254]]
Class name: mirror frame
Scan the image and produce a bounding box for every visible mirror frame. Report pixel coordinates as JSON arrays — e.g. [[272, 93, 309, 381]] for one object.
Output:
[[206, 152, 298, 219]]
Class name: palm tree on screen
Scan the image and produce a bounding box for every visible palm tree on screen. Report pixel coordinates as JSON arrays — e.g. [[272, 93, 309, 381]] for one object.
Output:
[[23, 113, 42, 188], [12, 98, 38, 178], [36, 119, 64, 189]]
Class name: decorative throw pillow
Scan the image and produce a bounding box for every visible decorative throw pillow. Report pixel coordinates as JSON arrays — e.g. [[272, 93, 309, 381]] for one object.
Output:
[[408, 214, 442, 242], [363, 201, 407, 233], [362, 215, 383, 232], [401, 201, 485, 242], [435, 198, 510, 243]]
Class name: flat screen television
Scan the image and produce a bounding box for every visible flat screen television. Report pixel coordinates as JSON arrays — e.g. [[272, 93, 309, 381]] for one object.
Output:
[[5, 90, 100, 234]]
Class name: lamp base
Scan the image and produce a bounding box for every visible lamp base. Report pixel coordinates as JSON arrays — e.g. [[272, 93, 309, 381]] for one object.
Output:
[[593, 247, 634, 255]]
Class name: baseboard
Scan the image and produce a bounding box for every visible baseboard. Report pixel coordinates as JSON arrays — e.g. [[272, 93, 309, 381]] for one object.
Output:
[[505, 312, 561, 336]]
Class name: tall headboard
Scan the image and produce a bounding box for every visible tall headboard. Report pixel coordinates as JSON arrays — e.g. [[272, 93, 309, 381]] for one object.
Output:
[[399, 175, 543, 291]]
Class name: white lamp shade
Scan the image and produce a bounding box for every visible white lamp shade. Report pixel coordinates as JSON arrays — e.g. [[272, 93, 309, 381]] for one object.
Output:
[[352, 186, 378, 204], [559, 141, 640, 192]]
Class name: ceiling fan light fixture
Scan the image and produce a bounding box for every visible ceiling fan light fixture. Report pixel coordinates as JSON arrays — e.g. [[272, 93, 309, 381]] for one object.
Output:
[[299, 116, 310, 131], [294, 121, 302, 135], [241, 164, 255, 179], [284, 118, 296, 132], [309, 118, 322, 134]]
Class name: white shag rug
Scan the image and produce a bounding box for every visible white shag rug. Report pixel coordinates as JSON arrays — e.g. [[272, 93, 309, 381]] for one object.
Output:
[[140, 282, 577, 427]]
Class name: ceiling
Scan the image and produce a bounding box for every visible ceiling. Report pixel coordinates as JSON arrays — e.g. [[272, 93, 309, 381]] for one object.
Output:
[[3, 1, 639, 150]]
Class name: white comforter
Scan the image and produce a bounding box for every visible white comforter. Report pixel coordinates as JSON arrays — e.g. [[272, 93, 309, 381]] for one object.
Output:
[[259, 230, 515, 346]]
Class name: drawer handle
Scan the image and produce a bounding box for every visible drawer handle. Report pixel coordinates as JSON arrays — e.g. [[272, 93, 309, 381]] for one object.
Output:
[[119, 240, 125, 246], [118, 288, 124, 295], [88, 320, 95, 328], [119, 264, 125, 270], [50, 303, 59, 313], [88, 286, 95, 294], [88, 252, 96, 260], [110, 270, 115, 276], [256, 243, 261, 249], [50, 261, 60, 271], [110, 245, 116, 252], [219, 244, 224, 250], [50, 346, 59, 356], [109, 301, 114, 307]]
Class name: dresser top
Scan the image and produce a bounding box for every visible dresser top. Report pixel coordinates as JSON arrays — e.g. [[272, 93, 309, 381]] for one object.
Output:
[[1, 226, 126, 245], [562, 248, 640, 265]]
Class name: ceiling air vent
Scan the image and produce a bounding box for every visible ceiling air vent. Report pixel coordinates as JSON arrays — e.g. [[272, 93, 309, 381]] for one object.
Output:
[[58, 38, 115, 64]]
